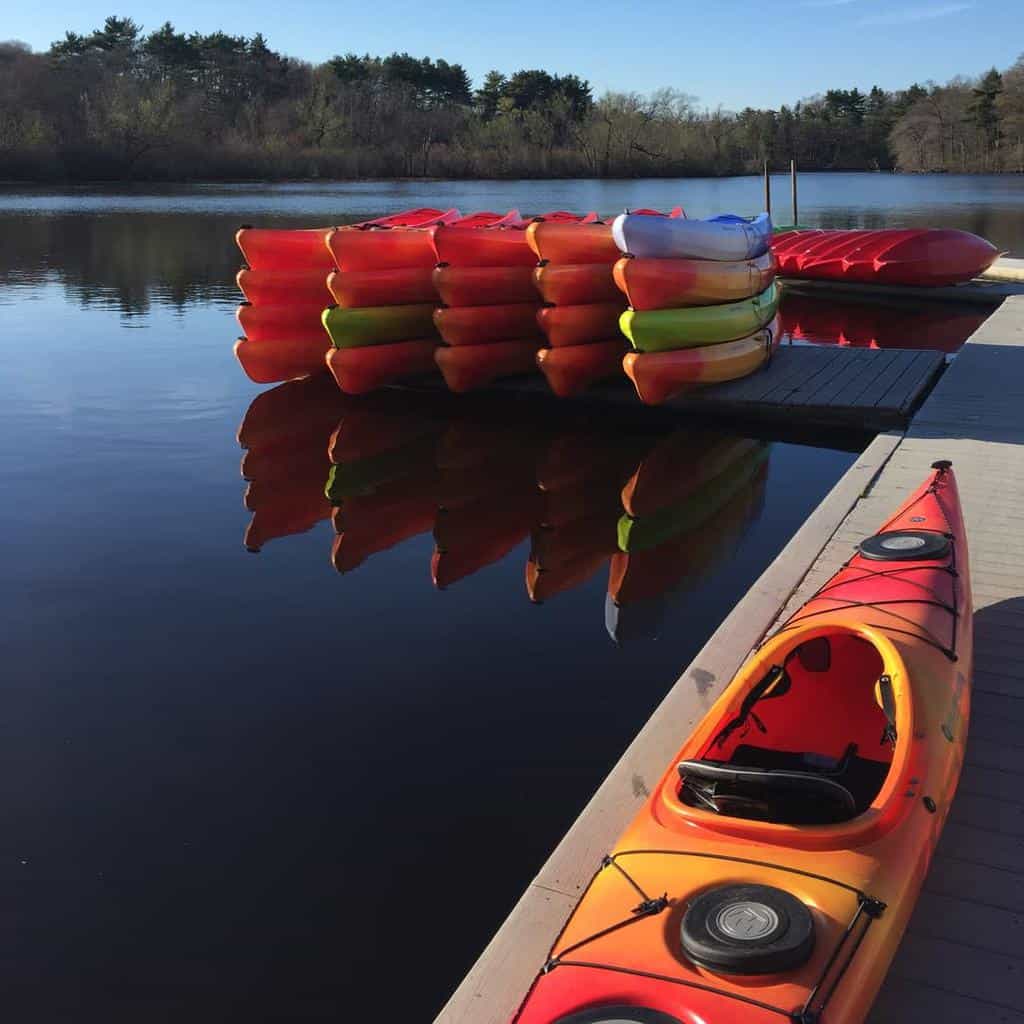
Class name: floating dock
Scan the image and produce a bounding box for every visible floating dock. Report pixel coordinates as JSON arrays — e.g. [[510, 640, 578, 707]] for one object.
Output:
[[436, 296, 1024, 1024]]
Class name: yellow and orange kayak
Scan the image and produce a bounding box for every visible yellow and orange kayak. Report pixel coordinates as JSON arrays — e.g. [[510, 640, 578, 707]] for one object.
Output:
[[515, 460, 972, 1024], [623, 316, 780, 405]]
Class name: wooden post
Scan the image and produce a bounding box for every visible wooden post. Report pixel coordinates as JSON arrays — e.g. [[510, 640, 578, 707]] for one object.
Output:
[[763, 160, 771, 218], [791, 159, 798, 227]]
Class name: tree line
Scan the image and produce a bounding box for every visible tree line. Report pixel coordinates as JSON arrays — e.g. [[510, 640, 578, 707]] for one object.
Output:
[[1, 17, 1022, 181]]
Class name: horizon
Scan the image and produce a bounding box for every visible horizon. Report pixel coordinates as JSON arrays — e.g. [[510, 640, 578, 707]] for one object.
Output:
[[4, 0, 1023, 110]]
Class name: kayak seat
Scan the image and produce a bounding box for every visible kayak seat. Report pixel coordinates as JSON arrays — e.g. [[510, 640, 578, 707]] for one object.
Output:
[[678, 743, 889, 825]]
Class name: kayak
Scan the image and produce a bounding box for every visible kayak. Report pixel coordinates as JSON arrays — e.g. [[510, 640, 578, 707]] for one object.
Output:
[[234, 334, 331, 384], [536, 340, 629, 397], [532, 263, 621, 305], [614, 212, 773, 261], [237, 374, 349, 456], [771, 227, 998, 286], [515, 459, 971, 1024], [236, 302, 323, 342], [236, 267, 331, 308], [326, 209, 490, 272], [618, 442, 769, 551], [435, 339, 542, 392], [322, 303, 438, 348], [236, 208, 453, 271], [614, 251, 778, 310], [530, 512, 619, 573], [779, 291, 989, 353], [331, 490, 437, 573], [623, 317, 780, 405], [433, 265, 538, 306], [527, 209, 685, 264], [536, 303, 626, 347], [434, 304, 544, 346], [432, 211, 588, 268], [620, 281, 780, 351], [526, 548, 611, 603], [327, 266, 436, 308], [325, 339, 438, 395]]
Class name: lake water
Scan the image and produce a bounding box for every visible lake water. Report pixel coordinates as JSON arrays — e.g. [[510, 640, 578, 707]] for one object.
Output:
[[0, 173, 1011, 1021]]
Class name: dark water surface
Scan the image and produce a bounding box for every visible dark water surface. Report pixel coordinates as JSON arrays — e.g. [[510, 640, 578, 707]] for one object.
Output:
[[0, 175, 990, 1021]]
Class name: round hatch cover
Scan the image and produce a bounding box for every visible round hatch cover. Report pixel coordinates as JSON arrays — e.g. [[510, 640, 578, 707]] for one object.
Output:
[[681, 884, 814, 975], [554, 1010, 681, 1024], [858, 530, 950, 562]]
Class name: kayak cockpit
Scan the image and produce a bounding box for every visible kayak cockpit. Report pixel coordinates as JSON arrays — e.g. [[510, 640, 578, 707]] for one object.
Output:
[[669, 627, 910, 834]]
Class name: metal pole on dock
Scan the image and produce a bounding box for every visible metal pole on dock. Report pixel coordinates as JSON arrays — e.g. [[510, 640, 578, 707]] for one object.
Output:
[[791, 159, 798, 227], [763, 160, 771, 218]]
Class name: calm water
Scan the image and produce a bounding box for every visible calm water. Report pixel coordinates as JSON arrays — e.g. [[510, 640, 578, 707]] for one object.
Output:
[[0, 173, 1005, 1021]]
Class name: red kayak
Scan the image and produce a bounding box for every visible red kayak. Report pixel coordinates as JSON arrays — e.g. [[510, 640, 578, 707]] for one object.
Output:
[[236, 208, 453, 271], [536, 340, 629, 397], [431, 211, 587, 268], [434, 304, 544, 346], [771, 227, 998, 286], [325, 340, 439, 395], [435, 340, 542, 392]]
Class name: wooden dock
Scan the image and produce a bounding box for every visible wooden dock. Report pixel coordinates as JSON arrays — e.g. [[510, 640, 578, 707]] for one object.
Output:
[[415, 345, 946, 432], [435, 296, 1024, 1024]]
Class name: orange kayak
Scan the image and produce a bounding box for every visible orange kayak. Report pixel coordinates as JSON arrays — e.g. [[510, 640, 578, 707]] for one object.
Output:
[[515, 460, 971, 1024], [433, 264, 538, 306], [236, 267, 331, 308], [434, 304, 544, 346], [236, 302, 323, 343], [614, 251, 778, 309], [532, 263, 620, 305], [234, 335, 330, 383], [326, 266, 436, 308], [623, 316, 780, 405], [536, 340, 628, 397], [236, 208, 453, 271], [325, 339, 438, 395], [330, 490, 437, 573], [326, 208, 471, 272], [435, 340, 542, 392], [536, 302, 626, 347]]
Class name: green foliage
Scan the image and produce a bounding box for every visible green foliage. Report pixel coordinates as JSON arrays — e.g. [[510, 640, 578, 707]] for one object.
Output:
[[1, 22, 1021, 180]]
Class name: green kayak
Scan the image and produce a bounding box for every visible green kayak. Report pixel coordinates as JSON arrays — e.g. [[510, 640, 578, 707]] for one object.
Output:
[[322, 303, 438, 349], [619, 281, 779, 353], [617, 442, 769, 553]]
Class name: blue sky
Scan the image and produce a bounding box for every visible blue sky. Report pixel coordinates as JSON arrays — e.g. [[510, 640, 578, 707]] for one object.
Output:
[[6, 0, 1023, 110]]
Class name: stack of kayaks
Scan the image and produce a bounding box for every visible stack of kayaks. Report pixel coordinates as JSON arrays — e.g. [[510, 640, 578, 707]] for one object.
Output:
[[528, 209, 682, 397], [613, 212, 780, 404], [608, 431, 768, 642], [432, 211, 587, 392], [234, 209, 447, 383], [321, 208, 469, 394], [771, 227, 998, 286]]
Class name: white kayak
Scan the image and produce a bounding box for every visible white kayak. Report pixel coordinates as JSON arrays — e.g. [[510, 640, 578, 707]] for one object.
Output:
[[613, 212, 773, 261]]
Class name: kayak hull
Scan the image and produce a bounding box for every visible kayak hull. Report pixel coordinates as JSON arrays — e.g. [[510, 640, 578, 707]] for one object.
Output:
[[537, 303, 627, 347], [433, 265, 538, 306], [325, 339, 438, 395], [434, 304, 543, 346], [620, 282, 780, 351], [322, 304, 438, 348], [526, 209, 684, 263], [536, 340, 629, 397], [236, 302, 323, 342], [614, 251, 777, 309], [532, 263, 620, 304], [435, 339, 542, 392], [327, 267, 436, 308], [771, 227, 998, 286], [236, 267, 331, 308], [623, 319, 779, 404], [234, 335, 330, 383]]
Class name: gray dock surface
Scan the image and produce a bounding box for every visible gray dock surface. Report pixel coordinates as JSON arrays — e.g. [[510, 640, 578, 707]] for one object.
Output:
[[435, 296, 1024, 1024], [418, 345, 946, 431]]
